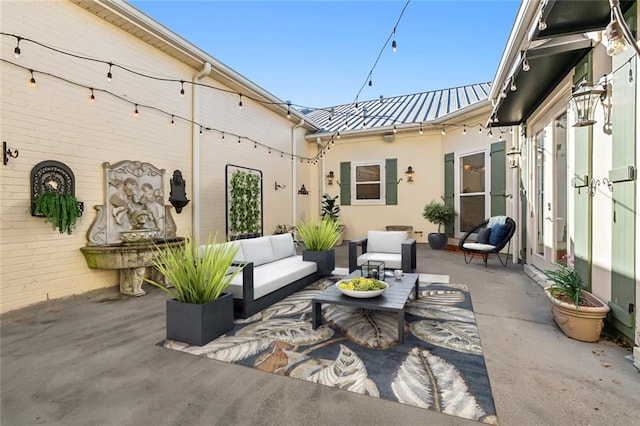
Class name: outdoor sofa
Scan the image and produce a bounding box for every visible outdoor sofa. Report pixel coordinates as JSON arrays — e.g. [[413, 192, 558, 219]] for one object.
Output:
[[203, 233, 319, 319]]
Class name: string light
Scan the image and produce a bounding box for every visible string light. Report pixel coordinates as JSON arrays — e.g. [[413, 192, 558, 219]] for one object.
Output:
[[134, 104, 139, 116], [268, 148, 272, 154], [14, 36, 21, 58], [336, 131, 341, 139], [199, 126, 203, 134], [180, 80, 185, 97], [391, 27, 397, 52], [393, 123, 397, 134], [538, 17, 547, 31], [500, 91, 507, 99], [222, 132, 225, 140], [510, 78, 517, 91], [522, 51, 530, 72], [171, 115, 175, 126], [286, 101, 291, 119], [441, 126, 446, 136], [28, 69, 36, 87], [107, 62, 113, 82], [463, 125, 467, 135], [368, 74, 373, 87], [254, 142, 257, 149], [237, 136, 241, 144], [89, 88, 95, 103], [488, 129, 494, 138], [238, 94, 243, 109], [478, 125, 483, 134], [419, 123, 423, 135]]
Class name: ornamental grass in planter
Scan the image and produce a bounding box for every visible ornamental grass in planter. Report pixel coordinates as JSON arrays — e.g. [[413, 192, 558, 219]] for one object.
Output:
[[544, 259, 610, 343], [144, 234, 243, 346], [297, 217, 340, 276]]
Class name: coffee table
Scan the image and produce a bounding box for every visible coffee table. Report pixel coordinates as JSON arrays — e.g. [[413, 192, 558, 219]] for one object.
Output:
[[311, 271, 419, 344]]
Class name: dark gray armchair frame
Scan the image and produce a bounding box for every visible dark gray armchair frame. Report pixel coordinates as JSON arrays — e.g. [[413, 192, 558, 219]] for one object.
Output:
[[458, 217, 516, 268], [348, 237, 417, 273]]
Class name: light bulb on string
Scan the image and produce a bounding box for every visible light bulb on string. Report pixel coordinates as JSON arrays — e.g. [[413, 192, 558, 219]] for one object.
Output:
[[107, 62, 113, 82], [538, 17, 547, 31], [89, 88, 95, 103], [280, 152, 284, 158], [268, 148, 272, 155], [171, 115, 175, 126], [222, 132, 225, 140], [237, 136, 241, 144], [134, 104, 139, 117], [336, 132, 341, 139], [180, 80, 185, 97], [391, 27, 397, 52], [238, 94, 243, 109], [393, 123, 397, 134], [510, 78, 517, 91], [493, 115, 499, 123], [14, 37, 21, 59], [488, 129, 493, 138], [286, 101, 291, 119], [28, 69, 36, 87], [522, 51, 530, 72], [500, 91, 507, 99], [463, 125, 467, 135], [254, 142, 257, 149], [478, 125, 483, 134], [199, 126, 203, 134], [368, 76, 373, 87], [419, 123, 423, 135], [441, 126, 446, 136]]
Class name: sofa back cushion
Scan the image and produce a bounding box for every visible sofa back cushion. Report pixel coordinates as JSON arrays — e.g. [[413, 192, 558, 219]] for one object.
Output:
[[241, 236, 275, 266], [270, 233, 296, 260], [200, 241, 245, 263], [367, 231, 408, 254]]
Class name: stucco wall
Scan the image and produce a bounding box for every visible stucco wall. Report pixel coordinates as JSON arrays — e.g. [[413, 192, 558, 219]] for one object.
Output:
[[0, 1, 307, 312]]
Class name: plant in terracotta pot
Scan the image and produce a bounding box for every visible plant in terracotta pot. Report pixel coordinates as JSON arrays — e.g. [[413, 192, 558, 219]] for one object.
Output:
[[422, 200, 456, 250], [297, 217, 340, 276], [544, 257, 610, 343], [144, 233, 244, 346]]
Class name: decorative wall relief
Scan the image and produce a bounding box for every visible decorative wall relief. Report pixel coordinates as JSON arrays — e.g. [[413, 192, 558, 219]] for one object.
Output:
[[85, 160, 176, 245]]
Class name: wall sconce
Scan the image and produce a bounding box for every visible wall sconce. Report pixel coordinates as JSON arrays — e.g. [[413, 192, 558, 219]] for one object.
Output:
[[3, 141, 19, 165], [506, 146, 522, 169], [326, 170, 335, 185], [405, 166, 415, 182], [298, 184, 309, 195], [568, 78, 607, 127], [275, 182, 286, 191], [168, 169, 190, 213]]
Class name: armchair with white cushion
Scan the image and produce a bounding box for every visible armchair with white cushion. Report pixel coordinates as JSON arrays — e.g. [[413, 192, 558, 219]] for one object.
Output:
[[348, 230, 417, 273]]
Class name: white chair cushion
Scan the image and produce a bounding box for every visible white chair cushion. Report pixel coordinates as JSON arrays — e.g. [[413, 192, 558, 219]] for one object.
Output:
[[367, 231, 408, 254], [357, 252, 402, 270], [240, 236, 275, 266], [269, 233, 296, 260], [462, 242, 496, 251], [228, 256, 317, 299]]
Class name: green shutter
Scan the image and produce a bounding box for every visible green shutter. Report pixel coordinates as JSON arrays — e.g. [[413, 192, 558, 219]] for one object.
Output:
[[340, 162, 351, 206], [385, 158, 398, 205], [444, 153, 454, 237], [609, 41, 636, 340], [572, 53, 592, 287], [490, 141, 506, 216]]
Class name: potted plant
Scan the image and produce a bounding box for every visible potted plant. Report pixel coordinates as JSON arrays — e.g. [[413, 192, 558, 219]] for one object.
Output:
[[144, 234, 243, 346], [422, 200, 456, 250], [32, 191, 82, 235], [321, 192, 346, 245], [544, 258, 610, 343], [297, 217, 340, 276]]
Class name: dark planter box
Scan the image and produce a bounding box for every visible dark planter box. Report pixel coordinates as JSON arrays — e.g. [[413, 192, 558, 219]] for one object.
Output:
[[428, 233, 448, 250], [303, 249, 335, 277], [166, 292, 234, 346]]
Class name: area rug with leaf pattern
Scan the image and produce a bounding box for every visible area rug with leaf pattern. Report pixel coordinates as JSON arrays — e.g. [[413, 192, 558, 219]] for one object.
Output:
[[164, 276, 498, 424]]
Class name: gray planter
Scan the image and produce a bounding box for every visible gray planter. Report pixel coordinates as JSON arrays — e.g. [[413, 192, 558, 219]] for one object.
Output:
[[303, 249, 335, 277], [166, 292, 234, 346], [428, 233, 448, 250]]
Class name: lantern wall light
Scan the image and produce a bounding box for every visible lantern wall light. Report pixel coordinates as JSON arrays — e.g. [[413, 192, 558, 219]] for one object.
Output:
[[568, 77, 608, 128], [405, 166, 415, 182], [326, 170, 335, 185], [506, 146, 522, 169]]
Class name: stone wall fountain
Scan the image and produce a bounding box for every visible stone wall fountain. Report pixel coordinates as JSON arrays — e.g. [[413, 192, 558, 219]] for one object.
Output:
[[80, 160, 185, 296]]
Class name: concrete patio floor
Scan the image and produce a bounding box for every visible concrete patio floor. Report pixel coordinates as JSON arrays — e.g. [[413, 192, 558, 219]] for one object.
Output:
[[2, 243, 639, 425]]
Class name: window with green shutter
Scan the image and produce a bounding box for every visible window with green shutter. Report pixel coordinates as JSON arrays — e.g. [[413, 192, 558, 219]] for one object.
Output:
[[339, 159, 398, 205]]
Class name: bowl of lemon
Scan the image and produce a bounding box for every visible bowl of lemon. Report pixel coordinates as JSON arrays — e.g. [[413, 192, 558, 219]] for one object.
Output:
[[336, 276, 388, 298]]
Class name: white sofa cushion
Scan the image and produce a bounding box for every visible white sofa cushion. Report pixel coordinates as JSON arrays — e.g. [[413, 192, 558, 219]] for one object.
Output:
[[228, 255, 317, 299], [240, 236, 275, 266], [269, 233, 296, 260], [200, 241, 245, 262], [357, 252, 402, 270], [367, 231, 408, 254]]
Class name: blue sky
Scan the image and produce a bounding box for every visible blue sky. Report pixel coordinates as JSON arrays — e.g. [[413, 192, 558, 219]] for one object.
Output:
[[130, 1, 521, 110]]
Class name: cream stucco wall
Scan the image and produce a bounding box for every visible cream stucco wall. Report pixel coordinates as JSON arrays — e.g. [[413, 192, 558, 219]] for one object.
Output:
[[0, 1, 311, 312]]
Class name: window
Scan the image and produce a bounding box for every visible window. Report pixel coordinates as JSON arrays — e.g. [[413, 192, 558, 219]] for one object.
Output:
[[457, 150, 488, 233], [352, 160, 385, 205]]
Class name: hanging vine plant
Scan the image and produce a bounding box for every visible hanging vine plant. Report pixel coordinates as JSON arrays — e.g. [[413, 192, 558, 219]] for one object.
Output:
[[32, 191, 81, 235], [229, 170, 262, 237]]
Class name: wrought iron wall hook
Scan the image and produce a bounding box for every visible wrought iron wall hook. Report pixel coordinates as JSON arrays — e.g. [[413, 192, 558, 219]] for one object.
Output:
[[3, 141, 19, 165], [275, 182, 286, 191]]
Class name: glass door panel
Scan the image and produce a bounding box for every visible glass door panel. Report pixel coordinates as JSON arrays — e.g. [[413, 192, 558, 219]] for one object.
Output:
[[535, 130, 545, 256], [459, 152, 486, 233], [554, 113, 568, 265]]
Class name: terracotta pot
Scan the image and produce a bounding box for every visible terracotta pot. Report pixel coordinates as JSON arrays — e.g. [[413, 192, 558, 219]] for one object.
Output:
[[545, 289, 610, 343]]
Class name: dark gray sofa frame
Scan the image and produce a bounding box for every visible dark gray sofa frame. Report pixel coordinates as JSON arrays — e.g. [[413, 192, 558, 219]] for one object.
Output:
[[348, 237, 417, 273], [232, 261, 320, 319]]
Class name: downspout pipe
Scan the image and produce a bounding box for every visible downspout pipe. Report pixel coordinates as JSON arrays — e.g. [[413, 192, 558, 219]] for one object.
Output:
[[291, 118, 305, 227], [192, 62, 211, 242]]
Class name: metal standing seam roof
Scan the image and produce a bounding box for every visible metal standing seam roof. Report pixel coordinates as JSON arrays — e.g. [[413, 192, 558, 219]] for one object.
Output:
[[305, 82, 492, 133]]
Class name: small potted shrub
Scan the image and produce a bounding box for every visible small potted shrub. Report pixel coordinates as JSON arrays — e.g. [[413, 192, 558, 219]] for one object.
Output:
[[422, 200, 456, 250], [32, 191, 82, 235], [145, 234, 243, 346], [297, 217, 340, 276], [544, 257, 610, 343], [321, 193, 346, 245]]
